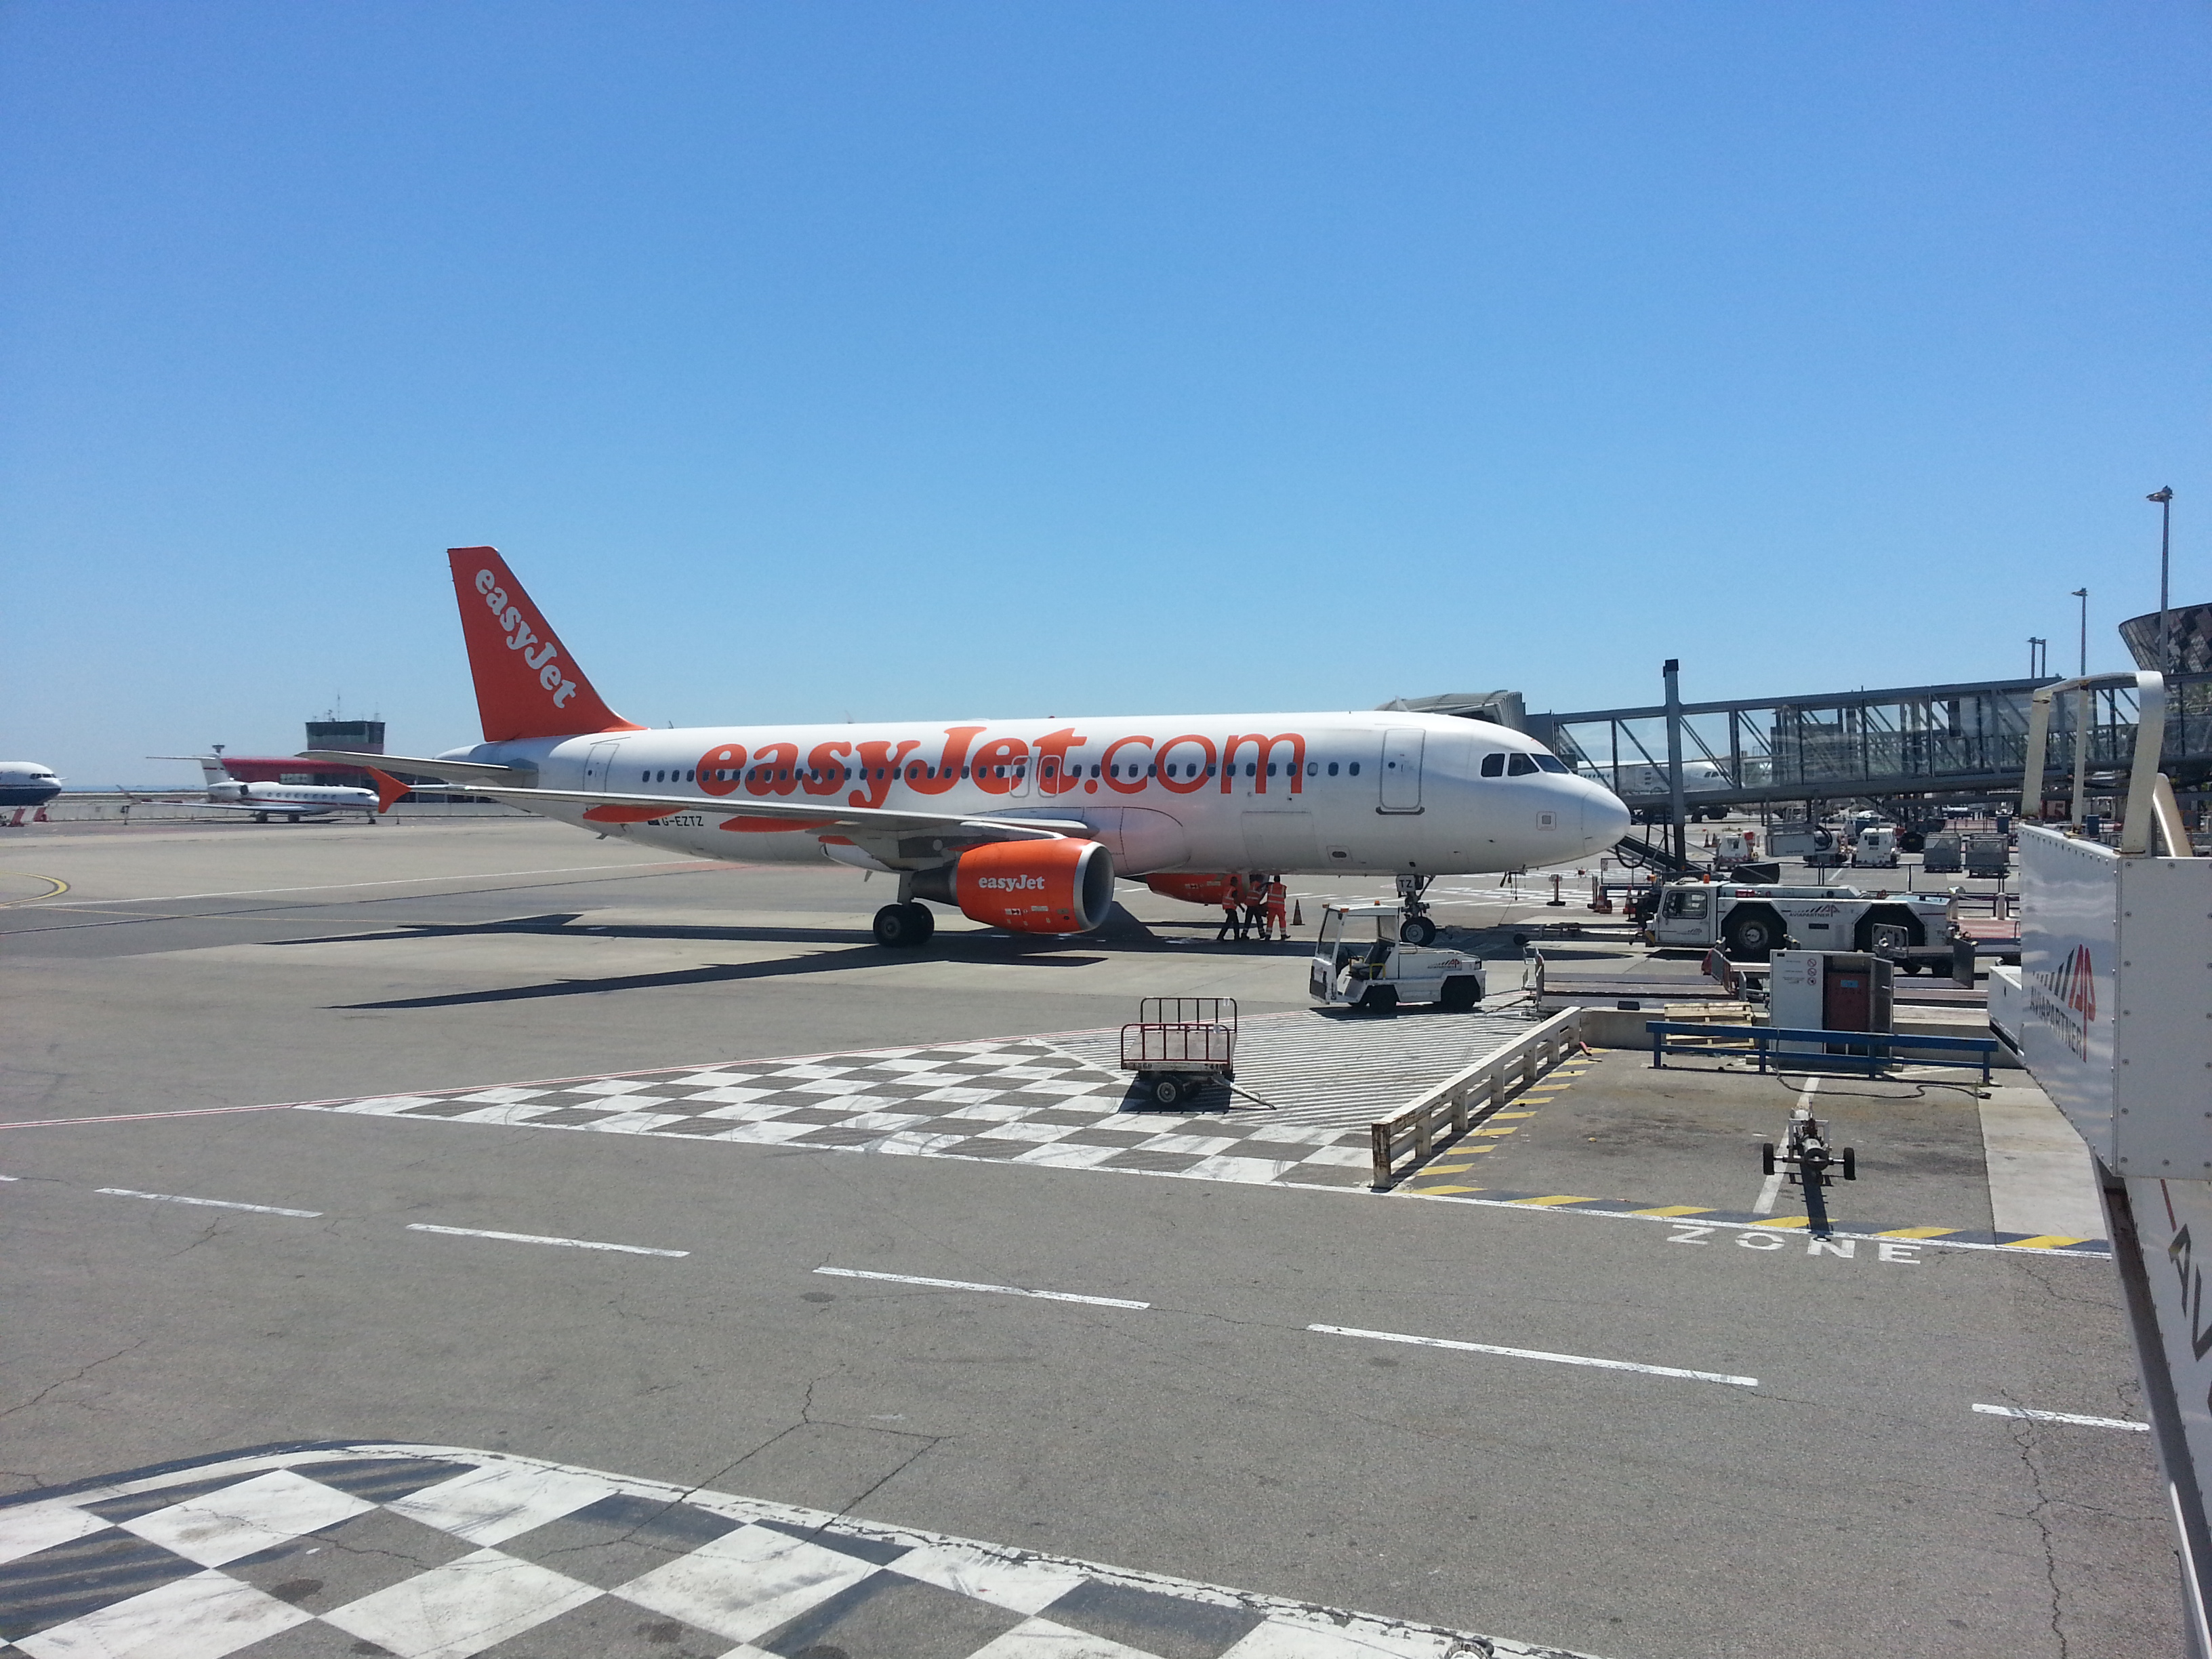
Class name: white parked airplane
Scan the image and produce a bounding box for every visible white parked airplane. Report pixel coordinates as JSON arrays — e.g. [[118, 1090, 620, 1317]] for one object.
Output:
[[0, 762, 63, 809], [310, 548, 1631, 947], [1597, 758, 1734, 823], [139, 756, 394, 824]]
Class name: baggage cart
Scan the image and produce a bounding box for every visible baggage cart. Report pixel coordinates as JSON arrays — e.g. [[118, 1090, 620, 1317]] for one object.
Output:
[[1962, 832, 2010, 878], [1919, 832, 1963, 874], [1122, 997, 1237, 1108]]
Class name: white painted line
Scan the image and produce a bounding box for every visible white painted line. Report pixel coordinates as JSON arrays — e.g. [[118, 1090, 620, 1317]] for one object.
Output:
[[814, 1266, 1148, 1309], [1751, 1170, 1785, 1216], [407, 1224, 687, 1258], [49, 860, 714, 907], [98, 1187, 321, 1217], [1755, 1075, 1818, 1216], [1310, 1323, 1758, 1388], [1973, 1403, 2148, 1431], [7, 1103, 311, 1130]]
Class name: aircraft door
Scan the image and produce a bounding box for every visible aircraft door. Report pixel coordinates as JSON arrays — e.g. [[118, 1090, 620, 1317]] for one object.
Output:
[[583, 741, 623, 792], [1380, 729, 1425, 813]]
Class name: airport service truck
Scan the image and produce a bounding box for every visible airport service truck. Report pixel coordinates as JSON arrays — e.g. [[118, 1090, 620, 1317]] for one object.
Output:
[[1850, 825, 1899, 868], [1311, 901, 1487, 1014], [1647, 880, 1954, 969]]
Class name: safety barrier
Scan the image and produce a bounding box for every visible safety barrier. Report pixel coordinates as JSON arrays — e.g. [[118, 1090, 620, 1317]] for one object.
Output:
[[1368, 1009, 1586, 1191], [1646, 1021, 1998, 1084]]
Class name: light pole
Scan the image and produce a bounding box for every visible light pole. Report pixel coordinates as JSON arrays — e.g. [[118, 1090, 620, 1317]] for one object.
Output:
[[2072, 589, 2088, 677], [1662, 659, 1687, 865], [2028, 637, 2047, 678], [2150, 487, 2174, 675]]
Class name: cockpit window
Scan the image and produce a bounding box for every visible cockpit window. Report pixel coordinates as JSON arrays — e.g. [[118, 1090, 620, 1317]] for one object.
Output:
[[1507, 754, 1538, 776], [1479, 753, 1504, 777], [1534, 754, 1567, 773]]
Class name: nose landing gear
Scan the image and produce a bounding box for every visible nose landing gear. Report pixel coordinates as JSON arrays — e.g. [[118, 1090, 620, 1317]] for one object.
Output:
[[1395, 874, 1437, 945]]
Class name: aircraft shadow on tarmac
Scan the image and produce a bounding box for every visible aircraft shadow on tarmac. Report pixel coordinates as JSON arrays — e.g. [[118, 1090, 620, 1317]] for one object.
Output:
[[272, 910, 1129, 1010]]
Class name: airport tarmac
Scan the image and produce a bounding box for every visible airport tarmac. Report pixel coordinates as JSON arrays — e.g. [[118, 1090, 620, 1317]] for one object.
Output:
[[0, 818, 2177, 1658]]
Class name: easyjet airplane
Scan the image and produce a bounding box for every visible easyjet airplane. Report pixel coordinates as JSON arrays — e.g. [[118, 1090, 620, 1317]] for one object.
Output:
[[312, 549, 1631, 947]]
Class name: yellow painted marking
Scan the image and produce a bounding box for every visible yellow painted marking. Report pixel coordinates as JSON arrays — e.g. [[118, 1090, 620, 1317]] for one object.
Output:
[[2005, 1234, 2087, 1250], [1753, 1216, 1811, 1229], [1411, 1185, 1483, 1195], [1515, 1195, 1594, 1208], [1421, 1164, 1477, 1176], [1874, 1225, 1959, 1240], [1490, 1111, 1536, 1119], [0, 874, 69, 905], [1473, 1125, 1519, 1136], [1630, 1205, 1715, 1218]]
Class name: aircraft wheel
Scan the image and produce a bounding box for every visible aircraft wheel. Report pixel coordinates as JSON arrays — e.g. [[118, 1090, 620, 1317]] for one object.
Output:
[[900, 901, 935, 943], [1399, 916, 1437, 946], [873, 904, 924, 949]]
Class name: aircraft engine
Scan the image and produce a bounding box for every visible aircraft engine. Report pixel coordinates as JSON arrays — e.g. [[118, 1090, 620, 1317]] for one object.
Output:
[[912, 839, 1117, 935]]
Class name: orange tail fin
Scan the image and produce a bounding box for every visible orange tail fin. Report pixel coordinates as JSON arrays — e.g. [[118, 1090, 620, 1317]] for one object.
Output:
[[447, 548, 640, 742], [366, 768, 413, 814]]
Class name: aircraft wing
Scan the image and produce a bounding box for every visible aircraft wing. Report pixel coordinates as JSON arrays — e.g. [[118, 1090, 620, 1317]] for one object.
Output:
[[301, 750, 534, 786], [470, 784, 1092, 847]]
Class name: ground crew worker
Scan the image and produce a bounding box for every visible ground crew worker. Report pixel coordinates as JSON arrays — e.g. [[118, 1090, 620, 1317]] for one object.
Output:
[[1264, 878, 1289, 938], [1216, 883, 1246, 943], [1244, 874, 1269, 941]]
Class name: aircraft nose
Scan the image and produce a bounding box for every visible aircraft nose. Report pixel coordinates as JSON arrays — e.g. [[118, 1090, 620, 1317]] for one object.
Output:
[[1581, 785, 1631, 853]]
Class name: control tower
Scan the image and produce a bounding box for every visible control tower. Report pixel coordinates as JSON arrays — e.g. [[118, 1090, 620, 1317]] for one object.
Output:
[[305, 718, 384, 756]]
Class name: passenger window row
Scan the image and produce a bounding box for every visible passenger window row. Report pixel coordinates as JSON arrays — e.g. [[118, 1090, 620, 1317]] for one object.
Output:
[[638, 756, 1373, 786]]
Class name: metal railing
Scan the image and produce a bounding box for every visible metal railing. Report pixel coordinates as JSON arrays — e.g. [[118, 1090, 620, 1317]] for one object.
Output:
[[1646, 1021, 1998, 1083], [1368, 1009, 1585, 1191], [1122, 1024, 1234, 1067]]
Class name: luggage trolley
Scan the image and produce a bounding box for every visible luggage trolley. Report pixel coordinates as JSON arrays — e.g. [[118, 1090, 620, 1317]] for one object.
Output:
[[1121, 997, 1237, 1108]]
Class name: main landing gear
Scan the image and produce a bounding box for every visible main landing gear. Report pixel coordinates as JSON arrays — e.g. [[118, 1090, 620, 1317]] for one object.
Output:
[[872, 902, 936, 949], [1395, 874, 1437, 946]]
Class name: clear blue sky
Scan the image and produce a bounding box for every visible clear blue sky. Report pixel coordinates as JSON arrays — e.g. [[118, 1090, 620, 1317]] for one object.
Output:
[[4, 2, 2205, 782]]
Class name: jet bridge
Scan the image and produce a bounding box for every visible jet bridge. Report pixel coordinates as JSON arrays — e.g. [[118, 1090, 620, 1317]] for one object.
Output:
[[1508, 672, 2212, 815], [2012, 672, 2212, 1656]]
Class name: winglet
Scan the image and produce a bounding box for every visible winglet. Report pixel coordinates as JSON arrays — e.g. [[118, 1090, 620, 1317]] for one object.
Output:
[[447, 548, 641, 742], [367, 769, 413, 814]]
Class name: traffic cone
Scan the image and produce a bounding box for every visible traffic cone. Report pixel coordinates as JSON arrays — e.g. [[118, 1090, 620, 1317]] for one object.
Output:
[[1291, 899, 1303, 927]]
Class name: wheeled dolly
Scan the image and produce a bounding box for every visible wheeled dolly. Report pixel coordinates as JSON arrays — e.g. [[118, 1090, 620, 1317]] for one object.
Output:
[[1762, 1106, 1856, 1186]]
